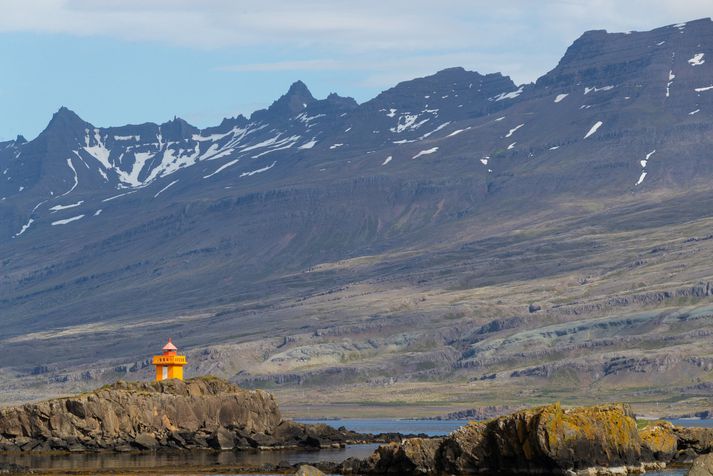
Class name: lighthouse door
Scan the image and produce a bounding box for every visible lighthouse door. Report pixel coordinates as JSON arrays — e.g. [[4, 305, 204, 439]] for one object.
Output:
[[162, 366, 168, 380]]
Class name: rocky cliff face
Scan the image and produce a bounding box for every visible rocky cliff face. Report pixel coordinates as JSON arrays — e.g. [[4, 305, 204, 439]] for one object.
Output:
[[0, 377, 363, 452]]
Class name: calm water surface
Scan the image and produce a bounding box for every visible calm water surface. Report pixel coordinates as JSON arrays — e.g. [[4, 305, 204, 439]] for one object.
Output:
[[293, 418, 471, 436], [1, 418, 705, 475]]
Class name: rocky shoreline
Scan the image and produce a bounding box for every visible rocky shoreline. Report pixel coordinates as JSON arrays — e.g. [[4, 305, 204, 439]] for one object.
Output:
[[0, 377, 404, 454], [0, 378, 712, 475]]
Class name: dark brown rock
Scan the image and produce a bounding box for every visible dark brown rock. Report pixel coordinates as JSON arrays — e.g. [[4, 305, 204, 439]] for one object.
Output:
[[368, 438, 443, 474], [437, 421, 489, 473], [673, 427, 713, 455], [207, 427, 235, 450]]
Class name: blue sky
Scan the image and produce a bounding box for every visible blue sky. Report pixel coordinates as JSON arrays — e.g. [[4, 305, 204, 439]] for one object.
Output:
[[1, 0, 711, 141]]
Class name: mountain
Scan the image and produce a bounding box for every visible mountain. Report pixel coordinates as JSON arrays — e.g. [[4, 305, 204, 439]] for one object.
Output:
[[2, 18, 713, 417]]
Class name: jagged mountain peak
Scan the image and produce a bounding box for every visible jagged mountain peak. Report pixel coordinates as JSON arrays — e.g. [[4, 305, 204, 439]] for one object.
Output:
[[201, 115, 250, 136], [325, 92, 358, 107], [158, 116, 199, 142], [15, 135, 27, 145], [369, 67, 517, 106], [44, 106, 90, 132], [286, 80, 313, 98], [252, 80, 317, 121]]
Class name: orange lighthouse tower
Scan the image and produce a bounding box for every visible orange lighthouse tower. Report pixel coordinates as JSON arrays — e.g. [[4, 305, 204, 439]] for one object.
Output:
[[152, 338, 187, 381]]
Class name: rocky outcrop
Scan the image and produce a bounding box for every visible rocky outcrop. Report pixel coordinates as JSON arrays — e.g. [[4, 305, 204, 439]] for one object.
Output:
[[672, 426, 713, 463], [0, 377, 367, 452], [342, 403, 665, 475]]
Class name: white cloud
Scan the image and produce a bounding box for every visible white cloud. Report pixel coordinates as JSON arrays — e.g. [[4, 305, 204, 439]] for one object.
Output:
[[0, 0, 711, 84]]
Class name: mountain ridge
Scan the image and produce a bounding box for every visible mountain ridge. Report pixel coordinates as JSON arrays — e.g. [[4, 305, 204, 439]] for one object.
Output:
[[2, 18, 713, 417]]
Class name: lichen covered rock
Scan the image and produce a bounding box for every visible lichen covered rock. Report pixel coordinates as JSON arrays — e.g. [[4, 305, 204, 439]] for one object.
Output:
[[350, 403, 650, 475], [639, 421, 677, 462]]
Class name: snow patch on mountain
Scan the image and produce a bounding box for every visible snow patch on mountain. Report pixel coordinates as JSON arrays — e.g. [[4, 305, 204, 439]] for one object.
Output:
[[689, 53, 705, 66], [391, 114, 430, 133], [493, 86, 524, 101], [251, 136, 300, 158], [554, 94, 568, 103], [154, 179, 179, 198], [51, 214, 85, 226], [412, 147, 438, 159], [49, 200, 84, 212], [419, 122, 451, 140], [505, 124, 524, 138], [240, 161, 276, 177], [584, 121, 603, 139], [102, 190, 136, 202], [144, 143, 201, 182], [14, 218, 34, 238], [83, 129, 112, 169], [204, 159, 239, 179], [584, 86, 614, 94], [59, 158, 79, 197], [298, 139, 318, 149], [667, 70, 676, 97], [635, 171, 647, 186]]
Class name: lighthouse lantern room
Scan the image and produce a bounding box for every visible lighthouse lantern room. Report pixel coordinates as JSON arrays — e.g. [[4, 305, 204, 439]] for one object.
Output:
[[152, 338, 187, 381]]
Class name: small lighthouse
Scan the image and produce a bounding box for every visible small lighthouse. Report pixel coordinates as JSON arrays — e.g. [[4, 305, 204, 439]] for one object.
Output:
[[152, 338, 187, 381]]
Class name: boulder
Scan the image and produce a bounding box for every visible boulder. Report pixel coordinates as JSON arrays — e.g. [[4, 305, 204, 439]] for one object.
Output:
[[368, 438, 443, 474], [207, 427, 235, 450], [639, 422, 677, 462], [132, 433, 158, 450], [437, 421, 489, 473], [687, 453, 713, 476], [488, 403, 642, 473], [294, 465, 326, 476]]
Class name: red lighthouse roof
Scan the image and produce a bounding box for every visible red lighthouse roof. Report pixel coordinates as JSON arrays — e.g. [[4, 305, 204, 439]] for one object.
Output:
[[162, 338, 177, 351]]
